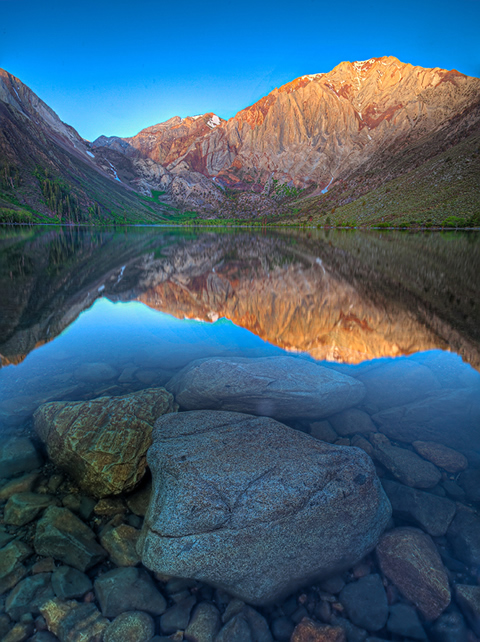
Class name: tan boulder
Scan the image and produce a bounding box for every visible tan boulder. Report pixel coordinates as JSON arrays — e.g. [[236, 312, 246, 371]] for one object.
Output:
[[34, 388, 177, 497]]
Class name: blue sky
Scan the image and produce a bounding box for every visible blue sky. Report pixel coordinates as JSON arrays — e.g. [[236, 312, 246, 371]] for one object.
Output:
[[1, 0, 478, 141]]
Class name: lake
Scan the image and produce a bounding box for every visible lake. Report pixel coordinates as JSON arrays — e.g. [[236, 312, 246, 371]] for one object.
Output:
[[1, 225, 480, 641]]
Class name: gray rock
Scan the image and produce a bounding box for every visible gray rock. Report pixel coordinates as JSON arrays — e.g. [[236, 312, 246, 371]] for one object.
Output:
[[370, 434, 441, 489], [215, 613, 252, 642], [74, 362, 118, 382], [329, 409, 376, 437], [271, 616, 294, 641], [386, 603, 426, 640], [455, 584, 480, 636], [0, 438, 42, 478], [161, 595, 197, 634], [104, 611, 155, 642], [430, 611, 468, 642], [330, 616, 367, 642], [94, 567, 167, 618], [185, 602, 222, 642], [0, 540, 32, 594], [5, 573, 54, 621], [372, 388, 480, 462], [318, 575, 345, 594], [339, 574, 388, 631], [139, 410, 391, 605], [34, 506, 107, 572], [51, 566, 92, 600], [458, 468, 480, 503], [442, 480, 465, 501], [356, 359, 441, 411], [34, 388, 177, 498], [241, 606, 273, 642], [29, 632, 60, 642], [376, 527, 450, 620], [166, 356, 366, 420], [4, 493, 58, 526], [309, 421, 338, 443], [382, 479, 456, 536], [446, 505, 480, 567]]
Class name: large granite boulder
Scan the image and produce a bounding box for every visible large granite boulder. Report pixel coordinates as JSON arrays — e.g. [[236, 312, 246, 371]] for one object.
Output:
[[34, 388, 177, 497], [165, 356, 366, 421], [139, 410, 391, 605]]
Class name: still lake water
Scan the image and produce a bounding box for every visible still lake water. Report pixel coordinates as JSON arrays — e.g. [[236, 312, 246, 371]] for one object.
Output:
[[1, 225, 480, 640]]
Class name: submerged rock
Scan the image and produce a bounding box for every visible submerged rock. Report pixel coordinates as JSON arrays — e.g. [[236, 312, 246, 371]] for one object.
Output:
[[372, 388, 480, 462], [376, 527, 451, 620], [0, 437, 42, 478], [339, 574, 388, 631], [0, 540, 32, 594], [94, 567, 167, 618], [165, 356, 366, 420], [40, 598, 109, 642], [382, 479, 456, 536], [412, 441, 468, 473], [455, 584, 480, 637], [5, 573, 54, 621], [33, 387, 177, 497], [139, 410, 391, 605], [4, 492, 59, 527], [34, 506, 107, 572], [370, 434, 441, 489], [291, 618, 346, 642], [103, 611, 155, 642]]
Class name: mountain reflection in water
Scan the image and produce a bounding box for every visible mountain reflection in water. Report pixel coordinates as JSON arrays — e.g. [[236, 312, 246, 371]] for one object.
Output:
[[1, 226, 480, 640]]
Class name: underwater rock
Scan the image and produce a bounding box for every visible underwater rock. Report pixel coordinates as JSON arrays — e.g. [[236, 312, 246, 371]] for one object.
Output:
[[34, 507, 107, 572], [0, 437, 42, 478], [139, 410, 391, 605], [372, 387, 480, 462], [94, 567, 167, 618], [40, 598, 109, 642], [376, 527, 451, 620], [370, 434, 441, 489], [412, 441, 468, 473], [33, 388, 177, 497], [166, 356, 366, 420], [382, 479, 456, 536]]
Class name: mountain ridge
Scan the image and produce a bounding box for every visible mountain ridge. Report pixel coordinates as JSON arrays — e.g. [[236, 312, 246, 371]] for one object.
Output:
[[1, 57, 479, 224]]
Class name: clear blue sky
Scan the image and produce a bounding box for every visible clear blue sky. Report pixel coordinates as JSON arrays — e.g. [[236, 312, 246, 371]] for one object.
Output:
[[1, 0, 479, 141]]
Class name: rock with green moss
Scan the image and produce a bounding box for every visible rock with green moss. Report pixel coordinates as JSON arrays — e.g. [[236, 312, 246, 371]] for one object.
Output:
[[33, 388, 177, 497]]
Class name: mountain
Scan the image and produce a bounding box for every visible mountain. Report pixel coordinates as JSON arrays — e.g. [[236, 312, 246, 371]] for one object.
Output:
[[1, 57, 479, 224], [93, 56, 480, 192], [0, 70, 228, 223]]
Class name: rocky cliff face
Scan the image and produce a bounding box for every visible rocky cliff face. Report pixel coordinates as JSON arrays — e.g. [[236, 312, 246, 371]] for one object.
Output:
[[92, 57, 480, 193]]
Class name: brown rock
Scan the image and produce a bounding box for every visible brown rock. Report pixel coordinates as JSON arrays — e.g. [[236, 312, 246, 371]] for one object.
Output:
[[100, 524, 140, 567], [40, 598, 109, 642], [33, 388, 177, 498], [0, 473, 39, 500], [291, 618, 346, 642], [412, 441, 468, 473], [376, 527, 450, 620]]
